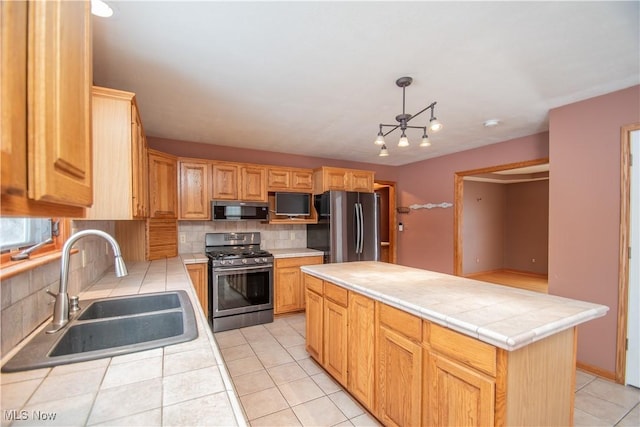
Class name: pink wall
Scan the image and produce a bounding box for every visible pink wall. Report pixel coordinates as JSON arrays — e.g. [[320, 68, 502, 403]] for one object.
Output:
[[505, 180, 549, 274], [463, 181, 507, 274], [462, 180, 549, 275], [148, 136, 398, 181], [549, 85, 640, 375], [395, 133, 549, 273]]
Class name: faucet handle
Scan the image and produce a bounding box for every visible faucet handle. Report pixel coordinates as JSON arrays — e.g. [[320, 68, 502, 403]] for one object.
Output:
[[46, 289, 58, 299]]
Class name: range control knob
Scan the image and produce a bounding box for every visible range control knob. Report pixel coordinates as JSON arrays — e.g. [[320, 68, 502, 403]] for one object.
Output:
[[242, 259, 248, 264]]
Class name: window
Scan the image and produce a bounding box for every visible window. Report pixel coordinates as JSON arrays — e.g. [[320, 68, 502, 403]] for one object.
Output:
[[0, 218, 53, 252]]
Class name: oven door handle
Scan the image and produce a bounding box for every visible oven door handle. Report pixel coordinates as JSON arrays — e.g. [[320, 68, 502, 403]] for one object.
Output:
[[212, 264, 273, 273]]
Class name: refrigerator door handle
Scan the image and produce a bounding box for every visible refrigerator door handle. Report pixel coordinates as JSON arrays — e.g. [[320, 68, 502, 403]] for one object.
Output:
[[357, 202, 364, 254], [354, 202, 361, 255]]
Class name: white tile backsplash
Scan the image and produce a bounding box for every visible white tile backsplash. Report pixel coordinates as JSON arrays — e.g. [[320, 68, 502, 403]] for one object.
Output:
[[178, 220, 307, 253]]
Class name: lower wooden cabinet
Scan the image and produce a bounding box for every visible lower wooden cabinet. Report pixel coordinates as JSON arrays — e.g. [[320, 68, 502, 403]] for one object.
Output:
[[426, 351, 495, 427], [186, 263, 208, 318], [377, 323, 422, 427], [323, 290, 348, 387], [347, 293, 376, 412], [274, 256, 323, 314], [305, 285, 323, 363]]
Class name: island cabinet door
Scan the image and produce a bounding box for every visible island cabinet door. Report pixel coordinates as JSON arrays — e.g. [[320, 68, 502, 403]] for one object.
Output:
[[426, 351, 495, 427], [305, 288, 323, 363], [323, 299, 348, 387], [377, 326, 422, 427], [347, 292, 375, 412]]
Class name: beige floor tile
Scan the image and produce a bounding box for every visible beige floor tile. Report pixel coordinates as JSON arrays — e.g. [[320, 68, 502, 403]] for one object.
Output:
[[350, 411, 382, 427], [311, 371, 342, 394], [240, 387, 290, 420], [285, 343, 310, 361], [250, 408, 302, 426], [255, 348, 296, 368], [580, 378, 640, 410], [249, 337, 283, 354], [292, 396, 347, 426], [221, 343, 256, 362], [575, 391, 630, 425], [575, 369, 597, 391], [226, 355, 264, 378], [617, 403, 640, 427], [573, 408, 610, 427], [328, 391, 365, 419], [333, 421, 355, 427], [232, 369, 276, 396], [274, 333, 306, 349], [163, 391, 239, 426], [297, 358, 324, 376], [215, 330, 248, 349], [267, 362, 309, 385], [278, 377, 325, 406], [240, 325, 270, 341]]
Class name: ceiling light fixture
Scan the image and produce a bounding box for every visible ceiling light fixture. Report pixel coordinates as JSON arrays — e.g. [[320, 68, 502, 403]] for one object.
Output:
[[91, 0, 113, 18], [375, 76, 442, 157], [483, 119, 500, 128]]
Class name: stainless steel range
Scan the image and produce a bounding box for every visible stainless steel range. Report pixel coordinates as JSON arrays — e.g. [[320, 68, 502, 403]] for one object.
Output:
[[205, 232, 274, 332]]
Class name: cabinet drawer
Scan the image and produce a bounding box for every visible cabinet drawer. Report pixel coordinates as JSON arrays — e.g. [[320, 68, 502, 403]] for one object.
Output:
[[379, 303, 422, 342], [305, 274, 323, 295], [276, 256, 323, 269], [324, 282, 348, 307], [428, 322, 497, 377]]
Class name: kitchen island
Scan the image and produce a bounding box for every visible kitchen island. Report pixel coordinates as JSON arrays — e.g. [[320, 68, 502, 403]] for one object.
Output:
[[301, 261, 608, 427]]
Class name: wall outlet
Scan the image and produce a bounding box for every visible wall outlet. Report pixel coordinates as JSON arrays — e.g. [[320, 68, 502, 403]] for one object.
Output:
[[180, 233, 186, 243]]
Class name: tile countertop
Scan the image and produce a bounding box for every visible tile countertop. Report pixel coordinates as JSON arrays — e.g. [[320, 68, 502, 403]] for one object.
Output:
[[301, 261, 609, 351], [0, 257, 247, 427], [269, 248, 324, 258]]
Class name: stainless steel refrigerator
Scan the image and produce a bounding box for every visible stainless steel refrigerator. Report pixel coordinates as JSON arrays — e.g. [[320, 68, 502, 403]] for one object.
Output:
[[307, 191, 380, 263]]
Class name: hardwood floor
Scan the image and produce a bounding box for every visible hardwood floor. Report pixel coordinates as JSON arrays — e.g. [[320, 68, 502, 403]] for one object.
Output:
[[465, 269, 548, 293]]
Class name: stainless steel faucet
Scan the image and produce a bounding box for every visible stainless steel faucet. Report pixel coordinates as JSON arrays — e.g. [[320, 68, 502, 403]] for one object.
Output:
[[46, 229, 128, 333]]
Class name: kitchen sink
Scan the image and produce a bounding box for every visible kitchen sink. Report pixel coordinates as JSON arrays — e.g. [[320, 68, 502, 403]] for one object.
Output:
[[1, 291, 198, 372], [78, 292, 181, 320]]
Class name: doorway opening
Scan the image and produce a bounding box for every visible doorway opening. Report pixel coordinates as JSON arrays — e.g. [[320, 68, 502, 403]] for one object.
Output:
[[454, 158, 549, 293], [374, 181, 397, 264]]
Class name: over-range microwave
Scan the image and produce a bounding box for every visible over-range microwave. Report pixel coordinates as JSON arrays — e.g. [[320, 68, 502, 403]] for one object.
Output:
[[211, 201, 269, 221]]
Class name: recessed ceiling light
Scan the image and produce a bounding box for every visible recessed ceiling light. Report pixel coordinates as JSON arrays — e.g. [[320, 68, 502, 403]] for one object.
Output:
[[91, 0, 113, 18], [483, 119, 500, 128]]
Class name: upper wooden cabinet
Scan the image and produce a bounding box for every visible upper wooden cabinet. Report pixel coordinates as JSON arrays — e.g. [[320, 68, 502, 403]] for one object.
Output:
[[1, 0, 92, 217], [179, 160, 210, 220], [148, 150, 178, 218], [313, 167, 375, 194], [241, 165, 267, 201], [267, 167, 313, 192], [86, 87, 149, 219], [211, 161, 267, 202], [211, 162, 238, 200]]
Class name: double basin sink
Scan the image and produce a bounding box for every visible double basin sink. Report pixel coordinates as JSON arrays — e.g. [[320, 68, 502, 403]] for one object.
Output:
[[2, 291, 198, 372]]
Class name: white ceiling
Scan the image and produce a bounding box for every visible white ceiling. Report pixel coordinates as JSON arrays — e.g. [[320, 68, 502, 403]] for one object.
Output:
[[92, 1, 640, 166]]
